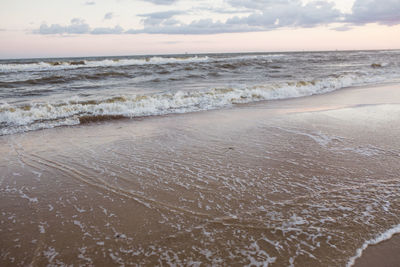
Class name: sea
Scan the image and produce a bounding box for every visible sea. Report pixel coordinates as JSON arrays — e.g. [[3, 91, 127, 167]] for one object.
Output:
[[1, 50, 400, 266], [1, 50, 400, 135]]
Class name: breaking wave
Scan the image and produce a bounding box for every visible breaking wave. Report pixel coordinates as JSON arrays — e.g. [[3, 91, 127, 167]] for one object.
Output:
[[0, 54, 291, 73], [0, 73, 381, 135], [0, 72, 133, 88], [0, 56, 211, 73]]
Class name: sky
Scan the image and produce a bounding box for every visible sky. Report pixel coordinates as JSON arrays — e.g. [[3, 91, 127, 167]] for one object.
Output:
[[0, 0, 400, 59]]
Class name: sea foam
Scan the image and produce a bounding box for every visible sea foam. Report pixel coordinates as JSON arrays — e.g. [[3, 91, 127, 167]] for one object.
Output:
[[0, 56, 210, 73], [0, 72, 383, 135]]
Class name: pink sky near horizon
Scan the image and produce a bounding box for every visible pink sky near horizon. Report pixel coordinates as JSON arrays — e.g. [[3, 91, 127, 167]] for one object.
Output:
[[1, 0, 400, 59], [2, 24, 399, 59]]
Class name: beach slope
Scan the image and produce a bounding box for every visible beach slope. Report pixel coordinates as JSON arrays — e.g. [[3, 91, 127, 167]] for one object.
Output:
[[1, 84, 399, 266]]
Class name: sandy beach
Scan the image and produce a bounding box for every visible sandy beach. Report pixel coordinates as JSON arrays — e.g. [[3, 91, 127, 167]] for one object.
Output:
[[353, 234, 400, 267], [1, 83, 400, 266]]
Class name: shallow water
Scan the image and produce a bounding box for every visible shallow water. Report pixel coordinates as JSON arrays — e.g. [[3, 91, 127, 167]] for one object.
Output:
[[1, 84, 399, 266]]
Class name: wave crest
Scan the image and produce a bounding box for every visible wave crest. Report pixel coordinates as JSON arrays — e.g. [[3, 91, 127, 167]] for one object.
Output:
[[0, 73, 376, 135], [0, 56, 210, 72]]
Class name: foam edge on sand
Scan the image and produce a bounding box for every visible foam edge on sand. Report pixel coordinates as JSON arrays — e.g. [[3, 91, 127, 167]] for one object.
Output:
[[347, 224, 400, 267]]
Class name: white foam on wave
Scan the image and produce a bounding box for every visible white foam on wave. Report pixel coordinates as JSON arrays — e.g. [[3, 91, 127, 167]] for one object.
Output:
[[229, 54, 287, 61], [346, 224, 400, 267], [0, 54, 289, 73], [0, 73, 389, 135], [0, 117, 80, 135], [0, 56, 210, 72]]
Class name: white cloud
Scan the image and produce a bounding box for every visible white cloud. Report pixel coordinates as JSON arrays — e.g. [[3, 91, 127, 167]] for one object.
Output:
[[35, 18, 90, 34], [141, 0, 179, 4], [126, 0, 343, 34], [225, 0, 295, 10], [92, 25, 124, 34], [104, 12, 114, 20], [34, 18, 124, 35], [138, 10, 183, 19], [33, 0, 400, 35], [137, 10, 183, 27], [331, 25, 353, 31], [347, 0, 400, 25], [226, 1, 342, 28]]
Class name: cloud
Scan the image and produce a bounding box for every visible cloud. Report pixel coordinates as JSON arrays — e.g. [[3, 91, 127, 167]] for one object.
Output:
[[225, 0, 294, 10], [104, 12, 114, 20], [331, 25, 353, 31], [226, 1, 343, 28], [126, 0, 343, 34], [346, 0, 400, 26], [193, 6, 250, 14], [330, 0, 400, 31], [84, 1, 96, 5], [126, 18, 265, 34], [137, 10, 183, 27], [91, 25, 124, 34], [34, 18, 123, 35], [141, 0, 178, 4], [35, 18, 90, 34], [33, 0, 400, 36], [138, 10, 182, 20]]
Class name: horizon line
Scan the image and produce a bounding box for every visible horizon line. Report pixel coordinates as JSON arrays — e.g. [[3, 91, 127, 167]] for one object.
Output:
[[1, 48, 399, 61]]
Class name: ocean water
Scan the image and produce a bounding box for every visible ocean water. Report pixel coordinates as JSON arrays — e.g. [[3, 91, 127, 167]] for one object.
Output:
[[1, 51, 400, 266], [1, 50, 400, 135], [1, 99, 400, 266]]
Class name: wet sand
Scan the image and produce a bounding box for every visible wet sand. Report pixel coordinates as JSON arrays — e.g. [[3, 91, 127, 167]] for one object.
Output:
[[1, 84, 400, 266], [353, 234, 400, 267]]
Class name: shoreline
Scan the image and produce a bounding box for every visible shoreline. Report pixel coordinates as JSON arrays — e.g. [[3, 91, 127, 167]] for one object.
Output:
[[351, 229, 400, 267], [1, 83, 399, 266], [2, 78, 399, 137]]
